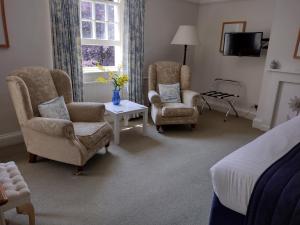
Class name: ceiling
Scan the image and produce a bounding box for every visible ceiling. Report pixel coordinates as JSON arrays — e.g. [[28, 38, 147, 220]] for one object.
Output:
[[186, 0, 251, 4]]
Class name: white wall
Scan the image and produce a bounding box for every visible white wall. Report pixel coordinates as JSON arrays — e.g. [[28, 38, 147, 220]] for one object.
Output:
[[264, 0, 300, 73], [253, 0, 300, 130], [0, 0, 53, 136], [144, 0, 199, 73], [192, 0, 275, 118]]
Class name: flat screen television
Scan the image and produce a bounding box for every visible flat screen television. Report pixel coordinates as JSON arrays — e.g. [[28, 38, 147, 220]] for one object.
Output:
[[223, 32, 263, 57]]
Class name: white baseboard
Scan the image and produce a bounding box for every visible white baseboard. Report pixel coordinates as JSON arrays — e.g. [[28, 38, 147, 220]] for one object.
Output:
[[202, 101, 256, 120], [0, 131, 24, 148], [252, 118, 270, 131]]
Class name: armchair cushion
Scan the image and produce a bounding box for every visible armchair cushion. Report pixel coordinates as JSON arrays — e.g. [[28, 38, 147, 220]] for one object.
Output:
[[38, 96, 70, 120], [67, 102, 105, 122], [162, 103, 194, 117], [148, 90, 161, 105], [158, 83, 181, 103], [73, 122, 113, 150], [25, 117, 75, 139]]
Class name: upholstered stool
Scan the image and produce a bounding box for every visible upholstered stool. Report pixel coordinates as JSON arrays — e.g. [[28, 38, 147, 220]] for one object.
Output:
[[0, 162, 35, 225]]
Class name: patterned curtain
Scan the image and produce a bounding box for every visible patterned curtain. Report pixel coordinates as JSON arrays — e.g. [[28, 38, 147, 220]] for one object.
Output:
[[49, 0, 83, 102], [123, 0, 145, 104]]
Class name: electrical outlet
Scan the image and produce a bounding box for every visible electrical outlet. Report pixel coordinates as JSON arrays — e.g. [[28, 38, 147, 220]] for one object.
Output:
[[251, 104, 258, 111]]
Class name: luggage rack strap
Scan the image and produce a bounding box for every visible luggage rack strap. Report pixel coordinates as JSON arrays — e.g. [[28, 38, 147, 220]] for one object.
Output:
[[201, 91, 238, 99]]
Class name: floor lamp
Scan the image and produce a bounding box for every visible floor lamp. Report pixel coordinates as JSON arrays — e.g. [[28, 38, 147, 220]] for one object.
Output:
[[171, 25, 198, 65]]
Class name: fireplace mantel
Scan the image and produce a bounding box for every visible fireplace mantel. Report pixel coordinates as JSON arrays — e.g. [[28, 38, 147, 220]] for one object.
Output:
[[253, 69, 300, 131], [267, 69, 300, 75]]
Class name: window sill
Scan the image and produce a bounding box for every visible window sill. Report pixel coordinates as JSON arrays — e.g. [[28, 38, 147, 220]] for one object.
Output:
[[83, 69, 99, 74], [83, 67, 120, 84], [83, 67, 118, 74], [83, 70, 100, 83]]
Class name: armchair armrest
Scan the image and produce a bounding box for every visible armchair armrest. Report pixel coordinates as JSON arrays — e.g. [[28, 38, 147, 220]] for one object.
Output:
[[67, 102, 105, 122], [0, 184, 8, 206], [25, 117, 75, 139], [182, 90, 200, 107], [148, 90, 161, 105]]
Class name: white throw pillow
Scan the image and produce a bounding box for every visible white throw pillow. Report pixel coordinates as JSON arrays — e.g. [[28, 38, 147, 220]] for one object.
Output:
[[38, 96, 70, 120], [158, 83, 181, 103]]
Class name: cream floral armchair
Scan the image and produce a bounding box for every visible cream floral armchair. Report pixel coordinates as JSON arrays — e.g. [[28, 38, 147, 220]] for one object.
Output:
[[148, 61, 200, 132], [6, 67, 113, 173]]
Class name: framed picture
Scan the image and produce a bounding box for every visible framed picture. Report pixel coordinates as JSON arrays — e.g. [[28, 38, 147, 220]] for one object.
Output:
[[294, 29, 300, 59], [0, 0, 9, 48], [219, 21, 246, 52]]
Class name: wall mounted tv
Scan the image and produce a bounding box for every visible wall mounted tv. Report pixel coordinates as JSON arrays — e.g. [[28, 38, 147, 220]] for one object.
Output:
[[223, 32, 263, 57]]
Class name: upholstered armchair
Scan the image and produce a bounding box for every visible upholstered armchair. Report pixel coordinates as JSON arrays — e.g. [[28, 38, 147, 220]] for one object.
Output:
[[148, 61, 200, 132], [6, 67, 113, 173]]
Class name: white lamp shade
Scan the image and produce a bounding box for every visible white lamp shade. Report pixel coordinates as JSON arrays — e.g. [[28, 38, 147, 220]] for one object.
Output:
[[171, 25, 198, 46]]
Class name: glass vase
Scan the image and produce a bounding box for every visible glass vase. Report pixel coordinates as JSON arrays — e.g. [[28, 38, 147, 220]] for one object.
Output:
[[112, 89, 121, 105]]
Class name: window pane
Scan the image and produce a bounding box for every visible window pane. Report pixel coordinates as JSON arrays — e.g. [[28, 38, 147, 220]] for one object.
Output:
[[82, 45, 115, 67], [108, 24, 115, 40], [82, 21, 92, 38], [81, 1, 92, 19], [96, 23, 106, 39], [95, 3, 105, 21], [107, 5, 115, 22]]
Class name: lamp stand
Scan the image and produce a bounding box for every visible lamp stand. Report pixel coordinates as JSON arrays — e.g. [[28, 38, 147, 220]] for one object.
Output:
[[183, 45, 187, 65]]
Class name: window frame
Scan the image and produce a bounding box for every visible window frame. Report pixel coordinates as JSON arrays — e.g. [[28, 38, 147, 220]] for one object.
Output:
[[80, 0, 123, 73]]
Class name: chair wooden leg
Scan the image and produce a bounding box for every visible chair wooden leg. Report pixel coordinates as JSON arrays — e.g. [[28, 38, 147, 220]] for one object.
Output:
[[0, 210, 6, 225], [156, 125, 162, 133], [28, 153, 37, 163], [16, 202, 35, 225], [74, 166, 84, 176], [105, 142, 110, 153]]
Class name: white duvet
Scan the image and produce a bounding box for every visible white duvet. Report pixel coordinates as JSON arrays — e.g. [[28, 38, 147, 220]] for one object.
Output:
[[210, 116, 300, 215]]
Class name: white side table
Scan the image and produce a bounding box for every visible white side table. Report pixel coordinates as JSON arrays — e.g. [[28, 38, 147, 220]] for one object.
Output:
[[104, 100, 148, 145]]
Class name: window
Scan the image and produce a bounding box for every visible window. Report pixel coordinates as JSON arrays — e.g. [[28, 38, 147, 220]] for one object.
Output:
[[80, 0, 122, 72]]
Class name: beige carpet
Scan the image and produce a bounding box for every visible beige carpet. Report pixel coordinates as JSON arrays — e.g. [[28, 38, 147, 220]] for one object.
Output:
[[0, 111, 262, 225]]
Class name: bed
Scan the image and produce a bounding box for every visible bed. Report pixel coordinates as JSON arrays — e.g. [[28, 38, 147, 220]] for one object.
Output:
[[209, 115, 300, 225]]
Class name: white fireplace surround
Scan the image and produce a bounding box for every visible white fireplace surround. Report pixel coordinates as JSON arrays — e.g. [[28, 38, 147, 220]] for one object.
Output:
[[253, 69, 300, 131]]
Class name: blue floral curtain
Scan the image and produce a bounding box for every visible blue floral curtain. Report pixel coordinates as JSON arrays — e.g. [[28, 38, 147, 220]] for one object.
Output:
[[49, 0, 83, 102], [123, 0, 145, 104]]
